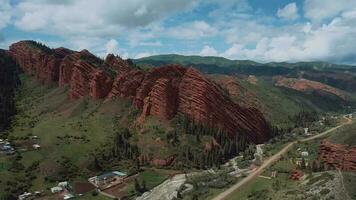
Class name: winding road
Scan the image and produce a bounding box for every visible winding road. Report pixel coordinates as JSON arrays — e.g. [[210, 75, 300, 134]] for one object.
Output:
[[212, 114, 353, 200]]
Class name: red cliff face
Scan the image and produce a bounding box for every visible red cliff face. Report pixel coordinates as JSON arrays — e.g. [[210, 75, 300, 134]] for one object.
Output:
[[318, 140, 356, 171], [69, 59, 113, 100], [8, 40, 270, 144], [177, 68, 269, 143], [9, 41, 65, 84], [109, 65, 269, 143]]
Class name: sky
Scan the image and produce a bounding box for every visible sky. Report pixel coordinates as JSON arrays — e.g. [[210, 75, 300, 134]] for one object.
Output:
[[1, 0, 356, 64]]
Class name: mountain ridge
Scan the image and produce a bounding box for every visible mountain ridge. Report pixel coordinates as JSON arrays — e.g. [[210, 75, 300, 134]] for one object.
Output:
[[6, 40, 271, 144], [135, 54, 356, 70]]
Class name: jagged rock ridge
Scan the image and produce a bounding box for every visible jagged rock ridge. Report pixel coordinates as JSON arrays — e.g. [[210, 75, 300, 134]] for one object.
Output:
[[9, 40, 270, 144]]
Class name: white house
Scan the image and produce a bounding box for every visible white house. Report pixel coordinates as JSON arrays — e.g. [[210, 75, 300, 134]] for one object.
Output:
[[64, 194, 74, 200], [18, 192, 32, 200], [301, 151, 309, 157], [58, 181, 69, 188], [51, 186, 63, 193], [88, 171, 127, 187], [32, 144, 41, 150]]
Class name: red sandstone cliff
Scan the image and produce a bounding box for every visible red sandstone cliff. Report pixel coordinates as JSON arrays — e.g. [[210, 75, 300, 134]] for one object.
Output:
[[8, 40, 270, 144], [318, 140, 356, 171], [9, 41, 67, 84]]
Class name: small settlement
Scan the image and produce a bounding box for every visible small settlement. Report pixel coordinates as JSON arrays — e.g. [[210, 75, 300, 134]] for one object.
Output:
[[20, 171, 128, 200], [0, 138, 15, 155], [89, 171, 127, 189]]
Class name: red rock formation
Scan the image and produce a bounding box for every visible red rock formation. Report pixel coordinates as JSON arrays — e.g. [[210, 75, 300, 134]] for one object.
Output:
[[318, 140, 356, 171], [108, 69, 145, 99], [9, 41, 65, 84], [104, 54, 130, 74], [212, 75, 264, 112], [133, 65, 186, 109], [274, 76, 346, 100], [178, 68, 269, 143], [90, 69, 114, 99], [289, 169, 303, 181], [69, 60, 113, 100], [151, 156, 176, 167], [9, 40, 271, 144]]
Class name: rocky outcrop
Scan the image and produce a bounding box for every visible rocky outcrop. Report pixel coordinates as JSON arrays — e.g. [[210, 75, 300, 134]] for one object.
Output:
[[104, 54, 130, 74], [318, 140, 356, 171], [9, 41, 71, 84], [64, 50, 113, 100], [10, 41, 114, 100], [8, 40, 271, 144], [289, 169, 303, 181], [274, 76, 346, 100], [69, 60, 113, 100], [177, 68, 269, 143], [212, 75, 264, 112], [108, 69, 145, 99], [0, 50, 19, 132]]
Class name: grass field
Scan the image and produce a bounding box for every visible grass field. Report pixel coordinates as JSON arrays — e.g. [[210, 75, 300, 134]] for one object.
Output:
[[0, 75, 136, 196], [342, 172, 356, 199], [77, 193, 112, 200], [226, 177, 272, 199], [327, 122, 356, 146]]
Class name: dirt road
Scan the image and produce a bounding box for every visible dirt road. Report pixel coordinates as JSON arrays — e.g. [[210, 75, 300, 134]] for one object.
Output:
[[212, 115, 353, 200]]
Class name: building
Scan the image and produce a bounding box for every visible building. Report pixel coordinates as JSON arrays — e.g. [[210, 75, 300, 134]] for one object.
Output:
[[18, 192, 32, 200], [51, 186, 63, 193], [301, 151, 309, 157], [89, 171, 127, 187], [271, 171, 277, 178], [32, 144, 41, 150], [58, 181, 69, 188], [63, 194, 74, 200]]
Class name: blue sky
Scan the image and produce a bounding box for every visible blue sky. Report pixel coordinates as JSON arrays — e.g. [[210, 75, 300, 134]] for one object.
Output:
[[1, 0, 356, 64]]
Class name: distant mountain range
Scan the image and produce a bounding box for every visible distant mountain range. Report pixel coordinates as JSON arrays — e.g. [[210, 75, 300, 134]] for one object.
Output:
[[134, 54, 356, 76]]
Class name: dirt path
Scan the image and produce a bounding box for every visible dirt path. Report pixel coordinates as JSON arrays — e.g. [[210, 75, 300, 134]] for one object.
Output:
[[212, 115, 353, 200]]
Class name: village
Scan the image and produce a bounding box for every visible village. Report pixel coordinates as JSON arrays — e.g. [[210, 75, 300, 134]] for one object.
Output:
[[17, 170, 129, 200]]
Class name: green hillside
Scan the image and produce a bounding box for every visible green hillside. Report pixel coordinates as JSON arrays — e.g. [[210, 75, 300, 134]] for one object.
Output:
[[134, 54, 356, 76]]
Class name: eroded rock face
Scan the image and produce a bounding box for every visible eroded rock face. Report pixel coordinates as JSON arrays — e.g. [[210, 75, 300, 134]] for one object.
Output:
[[69, 60, 113, 100], [318, 140, 356, 171], [9, 41, 65, 84], [8, 40, 270, 144], [178, 68, 269, 143], [108, 69, 145, 99]]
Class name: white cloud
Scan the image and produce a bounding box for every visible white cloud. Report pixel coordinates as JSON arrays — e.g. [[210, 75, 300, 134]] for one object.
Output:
[[135, 52, 155, 59], [221, 10, 356, 63], [105, 39, 119, 55], [139, 41, 162, 47], [199, 45, 218, 56], [304, 0, 356, 22], [277, 2, 299, 20], [169, 21, 217, 40], [0, 0, 12, 29], [13, 0, 198, 38]]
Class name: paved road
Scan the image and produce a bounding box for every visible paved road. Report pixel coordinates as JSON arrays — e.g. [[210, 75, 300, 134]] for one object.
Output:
[[212, 115, 353, 200]]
